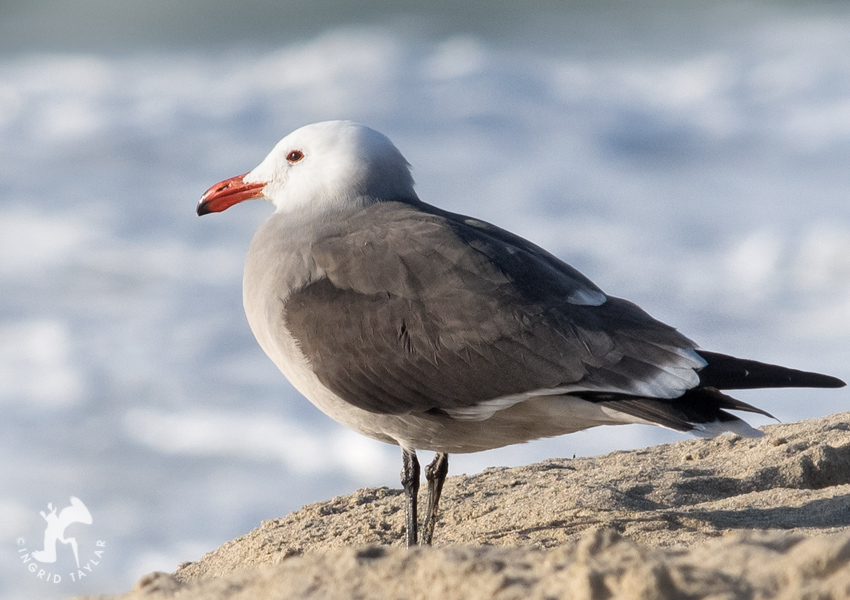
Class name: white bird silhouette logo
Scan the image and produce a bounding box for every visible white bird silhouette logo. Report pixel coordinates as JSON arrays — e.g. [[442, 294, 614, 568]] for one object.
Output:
[[31, 497, 93, 568]]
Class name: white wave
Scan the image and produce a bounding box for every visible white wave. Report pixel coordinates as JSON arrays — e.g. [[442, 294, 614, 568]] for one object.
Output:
[[0, 319, 85, 408], [124, 408, 396, 480]]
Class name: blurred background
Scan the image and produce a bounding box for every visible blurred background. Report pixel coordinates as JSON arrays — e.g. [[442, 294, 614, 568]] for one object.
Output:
[[2, 1, 849, 597]]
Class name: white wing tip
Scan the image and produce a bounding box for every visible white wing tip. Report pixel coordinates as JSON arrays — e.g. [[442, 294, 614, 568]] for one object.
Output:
[[567, 288, 607, 306]]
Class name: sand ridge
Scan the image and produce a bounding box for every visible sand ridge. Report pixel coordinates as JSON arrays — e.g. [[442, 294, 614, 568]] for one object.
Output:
[[76, 412, 850, 599]]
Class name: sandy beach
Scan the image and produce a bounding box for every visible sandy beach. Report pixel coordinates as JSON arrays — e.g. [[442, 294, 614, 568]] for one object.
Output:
[[75, 411, 850, 599]]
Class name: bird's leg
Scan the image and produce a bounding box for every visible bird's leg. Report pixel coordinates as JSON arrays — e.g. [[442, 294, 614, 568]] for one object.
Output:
[[420, 452, 449, 546], [401, 448, 420, 548]]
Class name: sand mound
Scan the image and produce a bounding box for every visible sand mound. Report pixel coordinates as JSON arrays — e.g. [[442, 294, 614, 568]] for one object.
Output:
[[77, 412, 850, 599]]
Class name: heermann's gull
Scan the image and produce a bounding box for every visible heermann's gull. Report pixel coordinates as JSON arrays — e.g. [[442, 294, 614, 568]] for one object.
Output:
[[197, 120, 845, 547]]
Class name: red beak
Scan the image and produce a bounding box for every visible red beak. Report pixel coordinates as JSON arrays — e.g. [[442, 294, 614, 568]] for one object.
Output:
[[197, 173, 267, 216]]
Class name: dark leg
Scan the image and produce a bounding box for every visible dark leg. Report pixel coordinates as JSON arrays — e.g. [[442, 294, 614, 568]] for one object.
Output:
[[420, 452, 449, 546], [401, 449, 420, 548]]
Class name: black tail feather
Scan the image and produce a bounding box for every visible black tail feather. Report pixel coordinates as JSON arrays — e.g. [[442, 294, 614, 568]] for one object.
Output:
[[579, 387, 774, 433], [576, 351, 842, 436], [696, 350, 846, 391], [702, 387, 776, 419]]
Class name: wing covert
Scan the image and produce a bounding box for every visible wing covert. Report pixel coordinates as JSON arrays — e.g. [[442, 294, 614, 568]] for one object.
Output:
[[284, 201, 703, 417]]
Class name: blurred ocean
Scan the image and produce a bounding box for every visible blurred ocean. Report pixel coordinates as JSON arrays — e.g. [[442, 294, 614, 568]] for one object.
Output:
[[2, 2, 849, 598]]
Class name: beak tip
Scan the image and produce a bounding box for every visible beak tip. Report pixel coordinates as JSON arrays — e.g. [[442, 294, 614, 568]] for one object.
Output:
[[196, 199, 211, 216]]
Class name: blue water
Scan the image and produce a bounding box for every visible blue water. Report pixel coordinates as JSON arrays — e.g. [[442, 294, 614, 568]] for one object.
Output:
[[2, 3, 850, 598]]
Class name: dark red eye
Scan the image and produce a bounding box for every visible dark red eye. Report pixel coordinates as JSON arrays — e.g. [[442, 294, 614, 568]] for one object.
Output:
[[286, 150, 304, 163]]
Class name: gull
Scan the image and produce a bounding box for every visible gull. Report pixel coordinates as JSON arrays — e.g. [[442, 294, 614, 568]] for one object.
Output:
[[197, 120, 845, 547]]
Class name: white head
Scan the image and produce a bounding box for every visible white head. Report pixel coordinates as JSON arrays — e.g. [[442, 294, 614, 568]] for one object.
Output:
[[197, 121, 416, 217]]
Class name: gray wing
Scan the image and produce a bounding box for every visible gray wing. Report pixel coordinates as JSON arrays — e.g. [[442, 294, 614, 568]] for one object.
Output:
[[284, 200, 705, 417]]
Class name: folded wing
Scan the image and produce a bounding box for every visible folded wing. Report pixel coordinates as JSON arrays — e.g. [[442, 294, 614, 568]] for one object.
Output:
[[285, 200, 708, 418]]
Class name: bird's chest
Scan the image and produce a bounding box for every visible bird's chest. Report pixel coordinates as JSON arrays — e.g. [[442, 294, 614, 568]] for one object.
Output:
[[242, 240, 317, 384], [242, 239, 395, 441]]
